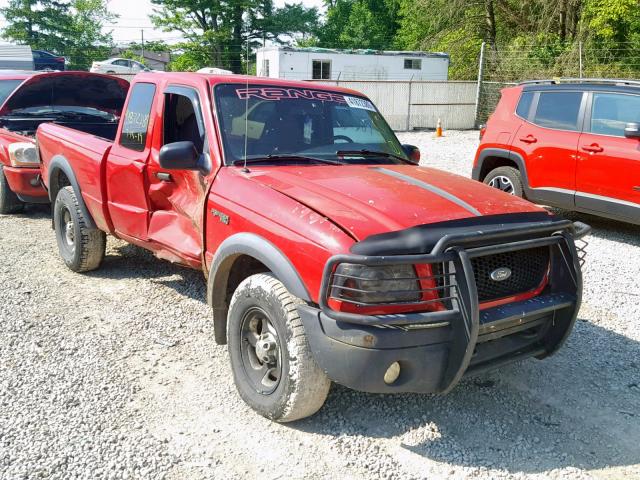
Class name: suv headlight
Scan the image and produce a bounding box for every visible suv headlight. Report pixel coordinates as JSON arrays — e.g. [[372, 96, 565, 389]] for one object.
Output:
[[8, 143, 39, 167], [331, 264, 420, 304]]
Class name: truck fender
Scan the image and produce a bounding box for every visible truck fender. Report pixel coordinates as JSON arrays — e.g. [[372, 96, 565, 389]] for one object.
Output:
[[207, 233, 311, 344], [47, 154, 97, 230], [473, 148, 531, 190]]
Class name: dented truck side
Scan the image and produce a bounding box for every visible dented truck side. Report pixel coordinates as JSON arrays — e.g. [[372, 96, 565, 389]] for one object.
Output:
[[37, 72, 589, 422]]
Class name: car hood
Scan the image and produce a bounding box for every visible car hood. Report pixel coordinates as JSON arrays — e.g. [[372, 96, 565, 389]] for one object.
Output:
[[248, 164, 547, 241], [0, 72, 130, 115]]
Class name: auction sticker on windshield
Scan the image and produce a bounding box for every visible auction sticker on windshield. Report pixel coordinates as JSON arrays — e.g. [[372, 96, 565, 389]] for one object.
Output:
[[344, 96, 376, 111]]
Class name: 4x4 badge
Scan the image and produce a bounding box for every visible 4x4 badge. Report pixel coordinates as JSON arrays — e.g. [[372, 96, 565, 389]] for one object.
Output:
[[490, 267, 512, 282], [211, 209, 230, 225]]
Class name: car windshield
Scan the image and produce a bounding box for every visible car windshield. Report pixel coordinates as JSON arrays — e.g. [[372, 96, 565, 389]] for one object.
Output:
[[0, 79, 24, 106], [214, 83, 408, 165]]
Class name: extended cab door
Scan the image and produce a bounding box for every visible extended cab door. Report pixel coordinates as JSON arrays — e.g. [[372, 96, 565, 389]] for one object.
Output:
[[145, 84, 210, 264], [511, 89, 586, 207], [106, 82, 157, 240], [576, 91, 640, 220]]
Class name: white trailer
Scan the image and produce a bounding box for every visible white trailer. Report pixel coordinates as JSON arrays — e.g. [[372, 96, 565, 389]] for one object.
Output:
[[256, 46, 449, 81], [0, 43, 34, 71]]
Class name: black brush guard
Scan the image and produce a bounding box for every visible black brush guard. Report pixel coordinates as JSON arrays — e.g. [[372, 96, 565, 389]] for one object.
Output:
[[299, 219, 590, 394]]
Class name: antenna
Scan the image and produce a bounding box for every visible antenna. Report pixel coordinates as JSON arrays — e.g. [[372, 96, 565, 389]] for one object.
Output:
[[242, 34, 250, 173]]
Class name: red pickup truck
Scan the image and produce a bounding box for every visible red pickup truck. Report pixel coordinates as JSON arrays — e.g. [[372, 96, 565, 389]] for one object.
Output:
[[0, 71, 128, 213], [38, 73, 589, 422]]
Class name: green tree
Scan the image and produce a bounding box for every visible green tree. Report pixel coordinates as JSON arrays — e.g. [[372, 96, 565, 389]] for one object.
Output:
[[0, 0, 116, 70], [0, 0, 72, 52], [150, 0, 319, 73]]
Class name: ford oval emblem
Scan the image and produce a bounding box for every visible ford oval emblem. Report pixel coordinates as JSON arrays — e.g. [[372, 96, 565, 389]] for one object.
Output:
[[490, 267, 512, 282]]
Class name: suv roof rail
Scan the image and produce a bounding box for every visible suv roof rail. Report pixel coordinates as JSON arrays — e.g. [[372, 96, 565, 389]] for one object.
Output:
[[519, 78, 640, 87]]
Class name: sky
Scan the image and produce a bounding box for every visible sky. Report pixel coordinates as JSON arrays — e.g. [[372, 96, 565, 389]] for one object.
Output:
[[0, 0, 326, 45]]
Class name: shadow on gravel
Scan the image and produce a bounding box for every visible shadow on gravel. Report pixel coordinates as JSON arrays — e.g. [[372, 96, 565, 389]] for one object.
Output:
[[296, 319, 640, 475], [85, 243, 206, 303], [550, 207, 640, 247], [14, 203, 51, 219]]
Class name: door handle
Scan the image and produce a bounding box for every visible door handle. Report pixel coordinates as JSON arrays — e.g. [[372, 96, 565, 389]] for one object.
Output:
[[581, 144, 603, 153], [519, 135, 537, 144], [155, 172, 173, 182]]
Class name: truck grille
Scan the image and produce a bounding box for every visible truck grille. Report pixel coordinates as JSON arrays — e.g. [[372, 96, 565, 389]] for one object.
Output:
[[471, 247, 550, 302]]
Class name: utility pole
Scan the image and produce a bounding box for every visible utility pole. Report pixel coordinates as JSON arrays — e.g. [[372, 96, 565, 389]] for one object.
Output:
[[141, 29, 145, 63]]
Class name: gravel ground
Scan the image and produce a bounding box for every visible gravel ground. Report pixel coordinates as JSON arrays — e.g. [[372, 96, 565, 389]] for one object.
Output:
[[1, 130, 639, 480]]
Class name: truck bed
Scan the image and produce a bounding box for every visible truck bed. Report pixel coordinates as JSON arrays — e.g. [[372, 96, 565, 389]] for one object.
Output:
[[38, 122, 115, 232]]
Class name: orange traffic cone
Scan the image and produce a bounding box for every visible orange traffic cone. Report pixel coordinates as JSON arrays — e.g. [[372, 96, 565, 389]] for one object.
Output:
[[436, 118, 443, 137]]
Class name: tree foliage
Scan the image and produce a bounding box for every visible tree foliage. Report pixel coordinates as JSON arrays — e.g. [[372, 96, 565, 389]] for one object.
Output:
[[0, 0, 116, 69], [150, 0, 319, 72]]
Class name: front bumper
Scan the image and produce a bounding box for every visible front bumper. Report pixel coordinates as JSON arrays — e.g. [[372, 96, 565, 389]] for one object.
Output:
[[3, 166, 48, 203], [299, 219, 589, 394]]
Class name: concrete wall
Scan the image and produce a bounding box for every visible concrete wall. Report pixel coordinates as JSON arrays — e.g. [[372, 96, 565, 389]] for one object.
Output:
[[313, 80, 478, 130]]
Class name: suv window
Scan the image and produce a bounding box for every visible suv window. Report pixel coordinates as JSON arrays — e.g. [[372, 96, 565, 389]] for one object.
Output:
[[590, 92, 640, 137], [532, 91, 583, 131], [163, 92, 204, 153], [120, 82, 156, 151], [516, 91, 534, 119]]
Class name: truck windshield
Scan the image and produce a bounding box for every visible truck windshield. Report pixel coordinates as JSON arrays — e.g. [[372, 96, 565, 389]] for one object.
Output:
[[214, 84, 408, 165], [0, 79, 23, 106]]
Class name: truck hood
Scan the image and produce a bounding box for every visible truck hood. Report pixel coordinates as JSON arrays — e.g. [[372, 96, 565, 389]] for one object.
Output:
[[249, 165, 547, 241], [0, 72, 129, 115]]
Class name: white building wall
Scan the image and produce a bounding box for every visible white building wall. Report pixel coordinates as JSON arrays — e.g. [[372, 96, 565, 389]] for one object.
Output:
[[256, 48, 449, 81]]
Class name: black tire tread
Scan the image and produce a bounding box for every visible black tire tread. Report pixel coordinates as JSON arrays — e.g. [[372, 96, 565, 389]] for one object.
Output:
[[0, 165, 25, 214], [55, 186, 106, 272]]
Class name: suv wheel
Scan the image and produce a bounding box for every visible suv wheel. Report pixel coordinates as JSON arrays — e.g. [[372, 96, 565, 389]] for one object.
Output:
[[484, 166, 524, 197], [54, 186, 106, 272], [227, 273, 331, 422], [0, 165, 25, 214]]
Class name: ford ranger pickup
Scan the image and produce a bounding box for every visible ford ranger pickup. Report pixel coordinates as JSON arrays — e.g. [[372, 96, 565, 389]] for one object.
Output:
[[0, 71, 128, 213], [37, 73, 589, 422]]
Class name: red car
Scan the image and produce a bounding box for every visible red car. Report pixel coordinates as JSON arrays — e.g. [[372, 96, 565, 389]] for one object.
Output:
[[0, 71, 129, 214], [474, 79, 640, 225], [38, 73, 588, 422]]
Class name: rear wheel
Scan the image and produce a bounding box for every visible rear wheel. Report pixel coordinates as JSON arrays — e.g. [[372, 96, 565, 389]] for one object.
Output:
[[484, 166, 524, 197], [227, 273, 330, 422], [53, 186, 106, 272], [0, 165, 25, 214]]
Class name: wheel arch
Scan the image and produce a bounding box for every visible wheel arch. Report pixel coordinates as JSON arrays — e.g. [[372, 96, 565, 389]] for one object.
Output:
[[48, 155, 97, 230], [207, 233, 312, 345], [474, 148, 531, 191]]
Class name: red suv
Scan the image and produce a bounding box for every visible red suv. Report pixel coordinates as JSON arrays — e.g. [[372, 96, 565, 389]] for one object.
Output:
[[473, 79, 640, 225]]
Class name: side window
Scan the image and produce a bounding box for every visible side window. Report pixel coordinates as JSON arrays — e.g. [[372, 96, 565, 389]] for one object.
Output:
[[532, 91, 583, 131], [590, 92, 640, 137], [163, 92, 204, 153], [119, 83, 156, 151], [516, 91, 534, 119]]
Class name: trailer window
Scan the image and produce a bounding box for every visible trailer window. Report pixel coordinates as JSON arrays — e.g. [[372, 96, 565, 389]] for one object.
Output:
[[312, 60, 331, 80], [404, 59, 421, 70], [120, 82, 156, 151]]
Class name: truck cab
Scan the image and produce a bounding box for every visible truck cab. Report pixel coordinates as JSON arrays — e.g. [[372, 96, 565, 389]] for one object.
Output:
[[38, 73, 589, 422]]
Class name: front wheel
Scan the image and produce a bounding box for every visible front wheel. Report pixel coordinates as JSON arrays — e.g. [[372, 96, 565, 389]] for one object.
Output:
[[227, 273, 331, 422], [484, 166, 524, 197], [54, 186, 106, 272], [0, 165, 25, 214]]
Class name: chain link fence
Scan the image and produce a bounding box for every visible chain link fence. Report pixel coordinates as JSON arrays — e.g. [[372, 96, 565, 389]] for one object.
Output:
[[475, 41, 640, 125]]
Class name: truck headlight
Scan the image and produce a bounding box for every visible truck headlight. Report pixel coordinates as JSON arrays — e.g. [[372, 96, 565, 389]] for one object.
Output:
[[8, 143, 39, 167], [331, 264, 421, 304]]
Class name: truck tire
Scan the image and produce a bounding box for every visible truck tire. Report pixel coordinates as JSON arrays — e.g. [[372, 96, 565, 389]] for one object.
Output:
[[484, 166, 524, 197], [0, 165, 25, 214], [227, 273, 331, 422], [53, 186, 106, 272]]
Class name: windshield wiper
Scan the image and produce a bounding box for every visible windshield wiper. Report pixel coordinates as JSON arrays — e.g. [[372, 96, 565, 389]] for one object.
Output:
[[336, 149, 415, 165], [232, 154, 343, 166]]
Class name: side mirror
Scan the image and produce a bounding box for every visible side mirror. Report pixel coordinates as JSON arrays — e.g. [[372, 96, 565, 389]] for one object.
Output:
[[624, 122, 640, 139], [401, 144, 421, 164], [159, 141, 199, 170]]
